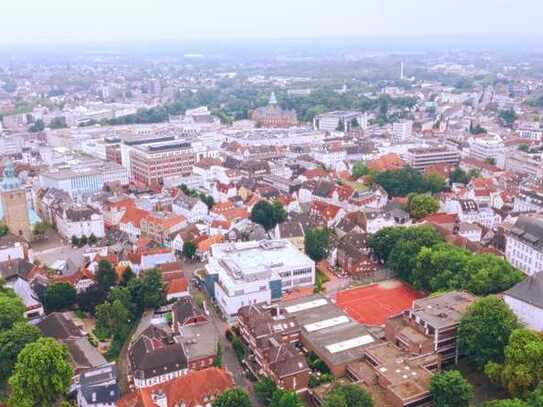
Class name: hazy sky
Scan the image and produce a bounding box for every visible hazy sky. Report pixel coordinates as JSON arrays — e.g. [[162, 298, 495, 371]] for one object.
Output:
[[2, 0, 542, 44]]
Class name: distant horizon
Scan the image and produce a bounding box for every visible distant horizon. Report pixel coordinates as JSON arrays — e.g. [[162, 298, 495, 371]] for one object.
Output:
[[3, 0, 543, 48]]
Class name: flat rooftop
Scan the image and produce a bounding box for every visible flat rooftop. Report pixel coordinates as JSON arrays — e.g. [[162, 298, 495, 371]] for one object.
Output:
[[411, 291, 476, 329], [211, 240, 313, 283], [281, 294, 377, 366]]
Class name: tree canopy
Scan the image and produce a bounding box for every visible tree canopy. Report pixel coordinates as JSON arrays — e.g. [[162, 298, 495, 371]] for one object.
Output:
[[44, 283, 77, 312], [486, 329, 543, 398], [412, 244, 523, 295], [0, 321, 41, 388], [212, 388, 252, 407], [430, 370, 473, 407], [407, 193, 440, 220], [250, 200, 288, 231], [182, 241, 197, 259], [458, 296, 520, 370], [373, 166, 445, 197], [304, 228, 330, 262], [8, 337, 73, 407], [323, 384, 374, 407], [352, 162, 370, 179], [0, 292, 25, 331], [96, 260, 117, 292]]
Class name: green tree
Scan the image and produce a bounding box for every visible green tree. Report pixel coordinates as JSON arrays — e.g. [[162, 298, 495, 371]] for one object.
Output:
[[352, 162, 370, 179], [450, 167, 470, 184], [29, 119, 45, 133], [499, 109, 517, 128], [77, 284, 107, 314], [121, 266, 135, 286], [407, 193, 440, 220], [250, 200, 287, 231], [484, 400, 528, 407], [0, 321, 41, 387], [49, 117, 68, 129], [426, 173, 446, 193], [0, 221, 9, 237], [32, 220, 50, 236], [528, 382, 543, 407], [142, 268, 164, 309], [458, 296, 520, 370], [96, 260, 117, 291], [8, 337, 73, 407], [0, 293, 25, 331], [214, 343, 223, 368], [336, 120, 345, 131], [387, 225, 443, 283], [518, 144, 531, 153], [430, 370, 473, 407], [71, 235, 79, 246], [255, 377, 278, 405], [212, 388, 252, 407], [270, 389, 304, 407], [88, 233, 98, 245], [323, 384, 373, 407], [485, 329, 543, 398], [304, 228, 330, 262], [183, 241, 197, 259], [44, 283, 77, 312], [486, 157, 497, 166], [368, 226, 407, 263]]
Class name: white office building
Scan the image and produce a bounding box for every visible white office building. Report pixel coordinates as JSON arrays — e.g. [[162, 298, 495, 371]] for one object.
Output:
[[469, 135, 505, 168], [206, 240, 315, 316], [313, 111, 368, 132]]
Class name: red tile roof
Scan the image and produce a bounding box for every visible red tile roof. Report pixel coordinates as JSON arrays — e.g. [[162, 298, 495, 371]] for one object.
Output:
[[310, 201, 341, 222], [120, 206, 149, 228], [138, 368, 234, 407], [166, 277, 188, 295], [367, 153, 405, 172]]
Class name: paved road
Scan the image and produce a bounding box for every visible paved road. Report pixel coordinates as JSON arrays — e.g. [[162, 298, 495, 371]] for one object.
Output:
[[180, 258, 261, 406]]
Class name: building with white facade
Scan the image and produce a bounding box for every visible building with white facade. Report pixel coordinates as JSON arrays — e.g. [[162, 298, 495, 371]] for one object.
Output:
[[54, 204, 105, 239], [504, 274, 543, 332], [513, 190, 543, 213], [206, 240, 315, 316], [40, 168, 103, 201], [469, 135, 505, 168], [313, 111, 368, 132], [392, 120, 413, 142], [505, 214, 543, 276], [505, 150, 543, 178], [407, 146, 460, 171]]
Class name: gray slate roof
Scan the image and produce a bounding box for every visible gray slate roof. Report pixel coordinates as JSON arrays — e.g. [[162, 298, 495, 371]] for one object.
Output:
[[505, 274, 543, 309]]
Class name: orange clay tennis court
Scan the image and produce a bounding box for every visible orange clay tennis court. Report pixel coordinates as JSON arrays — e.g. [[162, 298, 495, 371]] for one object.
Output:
[[336, 280, 424, 326]]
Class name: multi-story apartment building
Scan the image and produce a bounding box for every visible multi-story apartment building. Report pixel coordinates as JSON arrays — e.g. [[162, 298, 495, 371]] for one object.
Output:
[[513, 190, 543, 213], [238, 304, 310, 393], [505, 150, 543, 178], [313, 111, 368, 132], [517, 125, 543, 141], [206, 240, 315, 316], [505, 214, 543, 276], [469, 135, 505, 167], [130, 140, 197, 186], [392, 120, 413, 142], [386, 291, 476, 364], [407, 146, 460, 171]]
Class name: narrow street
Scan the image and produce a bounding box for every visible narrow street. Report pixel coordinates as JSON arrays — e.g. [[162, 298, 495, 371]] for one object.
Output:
[[181, 258, 262, 406]]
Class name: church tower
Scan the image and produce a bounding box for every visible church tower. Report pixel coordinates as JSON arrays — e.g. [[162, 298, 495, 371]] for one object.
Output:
[[1, 160, 31, 241]]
